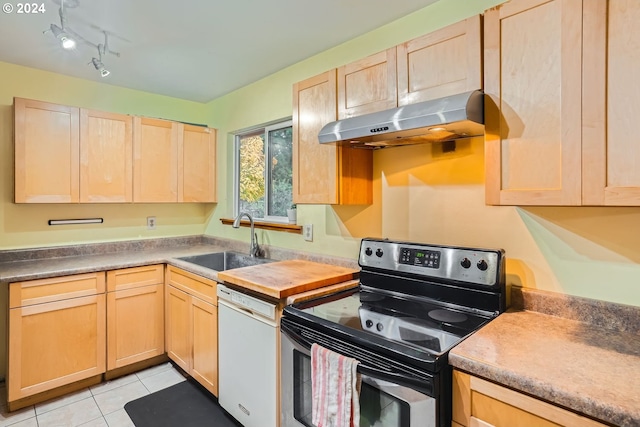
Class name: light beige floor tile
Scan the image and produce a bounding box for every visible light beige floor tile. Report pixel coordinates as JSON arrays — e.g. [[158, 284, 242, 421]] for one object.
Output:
[[104, 409, 135, 427], [3, 418, 38, 427], [93, 381, 149, 416], [139, 366, 186, 393], [37, 397, 102, 427], [78, 416, 108, 427], [90, 374, 138, 396], [134, 362, 174, 380], [35, 387, 92, 415], [0, 405, 36, 427]]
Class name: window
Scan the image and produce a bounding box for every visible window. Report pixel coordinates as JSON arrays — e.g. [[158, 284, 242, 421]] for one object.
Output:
[[234, 119, 293, 222]]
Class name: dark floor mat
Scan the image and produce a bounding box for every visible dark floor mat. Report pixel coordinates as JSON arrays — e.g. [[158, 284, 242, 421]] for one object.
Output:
[[125, 379, 241, 427]]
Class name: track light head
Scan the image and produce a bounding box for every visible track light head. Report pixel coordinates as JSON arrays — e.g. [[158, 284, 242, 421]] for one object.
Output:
[[91, 57, 110, 77], [50, 24, 76, 49]]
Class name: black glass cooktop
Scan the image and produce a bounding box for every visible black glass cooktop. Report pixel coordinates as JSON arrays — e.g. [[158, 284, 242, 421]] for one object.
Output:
[[287, 286, 492, 358]]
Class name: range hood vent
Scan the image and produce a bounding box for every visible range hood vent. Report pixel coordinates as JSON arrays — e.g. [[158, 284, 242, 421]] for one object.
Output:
[[318, 90, 484, 149]]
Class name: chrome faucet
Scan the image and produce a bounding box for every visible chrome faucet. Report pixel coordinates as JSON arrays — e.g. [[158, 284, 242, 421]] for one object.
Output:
[[232, 211, 264, 257]]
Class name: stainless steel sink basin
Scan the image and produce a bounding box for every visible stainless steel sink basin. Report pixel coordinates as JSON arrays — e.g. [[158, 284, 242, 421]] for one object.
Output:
[[176, 251, 273, 271]]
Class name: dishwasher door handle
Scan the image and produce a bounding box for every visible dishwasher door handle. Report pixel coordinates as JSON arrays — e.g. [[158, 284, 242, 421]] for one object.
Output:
[[218, 299, 278, 327]]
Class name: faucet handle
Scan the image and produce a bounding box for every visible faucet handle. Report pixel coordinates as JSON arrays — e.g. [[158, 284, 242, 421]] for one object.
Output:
[[253, 233, 265, 258]]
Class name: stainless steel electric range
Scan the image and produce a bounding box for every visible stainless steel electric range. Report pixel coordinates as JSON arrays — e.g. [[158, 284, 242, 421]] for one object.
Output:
[[280, 238, 506, 427]]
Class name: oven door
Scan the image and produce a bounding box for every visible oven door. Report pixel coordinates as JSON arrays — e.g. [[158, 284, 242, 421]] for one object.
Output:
[[281, 321, 437, 427]]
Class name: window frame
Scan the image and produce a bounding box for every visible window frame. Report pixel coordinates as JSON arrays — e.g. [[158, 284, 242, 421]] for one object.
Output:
[[233, 118, 293, 224]]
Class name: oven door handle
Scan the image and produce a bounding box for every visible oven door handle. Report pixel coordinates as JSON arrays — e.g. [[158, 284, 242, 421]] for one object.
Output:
[[281, 320, 434, 396], [357, 364, 433, 396]]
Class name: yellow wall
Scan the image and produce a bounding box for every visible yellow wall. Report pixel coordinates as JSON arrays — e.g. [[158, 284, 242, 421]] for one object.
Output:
[[204, 0, 640, 307], [0, 61, 215, 249], [1, 0, 639, 307]]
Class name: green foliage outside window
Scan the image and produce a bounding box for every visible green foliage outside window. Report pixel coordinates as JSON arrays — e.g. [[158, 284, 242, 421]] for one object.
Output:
[[237, 123, 292, 220]]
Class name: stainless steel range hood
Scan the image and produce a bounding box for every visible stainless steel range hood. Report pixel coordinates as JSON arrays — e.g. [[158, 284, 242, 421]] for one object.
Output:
[[318, 90, 484, 149]]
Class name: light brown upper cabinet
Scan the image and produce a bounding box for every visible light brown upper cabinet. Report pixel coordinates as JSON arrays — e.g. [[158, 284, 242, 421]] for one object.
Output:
[[485, 0, 640, 206], [338, 48, 398, 119], [582, 0, 640, 205], [397, 15, 482, 106], [15, 97, 217, 204], [178, 124, 217, 202], [133, 117, 179, 202], [133, 118, 217, 203], [293, 70, 373, 205], [14, 98, 80, 203], [80, 109, 133, 202], [336, 15, 482, 120]]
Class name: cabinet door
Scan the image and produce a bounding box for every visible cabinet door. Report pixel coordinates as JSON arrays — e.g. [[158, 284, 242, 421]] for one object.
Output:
[[452, 370, 607, 427], [80, 109, 133, 202], [582, 0, 640, 205], [165, 285, 192, 373], [107, 284, 164, 370], [484, 0, 583, 205], [191, 296, 218, 396], [337, 47, 397, 119], [14, 98, 80, 203], [133, 117, 179, 202], [178, 124, 217, 202], [397, 15, 482, 106], [292, 70, 372, 205], [8, 294, 106, 402]]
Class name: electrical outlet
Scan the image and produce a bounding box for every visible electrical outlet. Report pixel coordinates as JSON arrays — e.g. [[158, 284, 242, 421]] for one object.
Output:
[[303, 224, 313, 242], [147, 216, 156, 230]]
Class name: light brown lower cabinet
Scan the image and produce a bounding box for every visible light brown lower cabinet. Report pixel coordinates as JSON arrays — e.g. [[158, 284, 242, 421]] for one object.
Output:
[[452, 370, 607, 427], [8, 273, 107, 405], [165, 266, 218, 396], [7, 265, 168, 410], [106, 265, 165, 370]]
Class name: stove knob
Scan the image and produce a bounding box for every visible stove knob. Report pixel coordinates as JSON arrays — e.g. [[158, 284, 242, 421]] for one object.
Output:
[[376, 323, 384, 332], [477, 259, 488, 271], [460, 257, 471, 269], [375, 248, 384, 257], [365, 247, 373, 256], [365, 320, 373, 328]]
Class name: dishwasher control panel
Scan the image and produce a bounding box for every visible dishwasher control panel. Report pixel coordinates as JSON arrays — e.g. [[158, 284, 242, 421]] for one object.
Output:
[[217, 284, 277, 321]]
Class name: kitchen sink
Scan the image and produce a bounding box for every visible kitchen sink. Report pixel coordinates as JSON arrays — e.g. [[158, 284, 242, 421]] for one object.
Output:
[[176, 251, 273, 271]]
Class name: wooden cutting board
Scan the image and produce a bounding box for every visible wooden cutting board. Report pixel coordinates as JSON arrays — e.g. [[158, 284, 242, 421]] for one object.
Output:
[[217, 259, 359, 299]]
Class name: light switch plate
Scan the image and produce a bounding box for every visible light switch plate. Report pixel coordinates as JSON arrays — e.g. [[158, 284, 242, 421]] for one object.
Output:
[[303, 224, 313, 241]]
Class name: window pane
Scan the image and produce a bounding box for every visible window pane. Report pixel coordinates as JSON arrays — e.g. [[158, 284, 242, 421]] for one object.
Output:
[[239, 133, 265, 218], [267, 126, 293, 217]]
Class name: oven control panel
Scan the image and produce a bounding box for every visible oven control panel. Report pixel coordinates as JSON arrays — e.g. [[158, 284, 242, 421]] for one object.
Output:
[[359, 238, 504, 287], [399, 247, 441, 269]]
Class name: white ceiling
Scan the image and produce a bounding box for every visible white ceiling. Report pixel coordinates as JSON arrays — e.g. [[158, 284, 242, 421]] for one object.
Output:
[[0, 0, 438, 103]]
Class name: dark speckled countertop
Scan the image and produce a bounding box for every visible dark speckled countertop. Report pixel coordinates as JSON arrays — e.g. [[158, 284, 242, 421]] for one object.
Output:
[[0, 241, 228, 284], [449, 287, 640, 427], [0, 235, 359, 285]]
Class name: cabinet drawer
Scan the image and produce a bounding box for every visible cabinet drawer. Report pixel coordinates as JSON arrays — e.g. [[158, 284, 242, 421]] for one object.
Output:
[[166, 266, 217, 305], [10, 272, 106, 308], [107, 264, 164, 292]]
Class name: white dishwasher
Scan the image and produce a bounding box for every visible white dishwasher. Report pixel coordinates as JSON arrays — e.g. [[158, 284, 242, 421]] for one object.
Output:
[[217, 283, 279, 427]]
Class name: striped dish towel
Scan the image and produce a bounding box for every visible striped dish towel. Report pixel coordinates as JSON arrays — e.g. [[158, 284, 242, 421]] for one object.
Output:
[[311, 343, 361, 427]]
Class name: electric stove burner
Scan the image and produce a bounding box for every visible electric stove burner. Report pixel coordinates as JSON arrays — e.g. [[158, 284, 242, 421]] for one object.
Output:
[[428, 309, 468, 323]]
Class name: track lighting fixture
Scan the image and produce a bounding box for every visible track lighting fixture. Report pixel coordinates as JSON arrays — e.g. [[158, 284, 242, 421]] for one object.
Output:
[[89, 31, 117, 78], [49, 24, 76, 50], [44, 0, 120, 77], [44, 0, 77, 50], [91, 57, 109, 77]]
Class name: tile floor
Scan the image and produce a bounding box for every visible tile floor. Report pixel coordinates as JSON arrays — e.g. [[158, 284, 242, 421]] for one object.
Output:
[[0, 362, 187, 427]]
